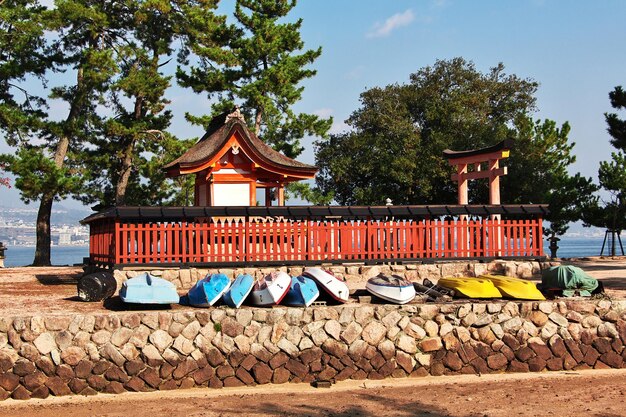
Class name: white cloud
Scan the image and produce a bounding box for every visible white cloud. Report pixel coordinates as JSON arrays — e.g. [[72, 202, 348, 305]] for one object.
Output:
[[312, 108, 351, 135], [313, 108, 334, 119], [329, 120, 351, 135], [367, 9, 415, 38]]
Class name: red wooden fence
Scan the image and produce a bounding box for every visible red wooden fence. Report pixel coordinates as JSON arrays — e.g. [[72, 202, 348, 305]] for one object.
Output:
[[87, 216, 543, 266]]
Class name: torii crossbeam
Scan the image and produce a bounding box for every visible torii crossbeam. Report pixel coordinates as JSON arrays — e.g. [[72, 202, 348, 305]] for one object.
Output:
[[443, 139, 513, 207]]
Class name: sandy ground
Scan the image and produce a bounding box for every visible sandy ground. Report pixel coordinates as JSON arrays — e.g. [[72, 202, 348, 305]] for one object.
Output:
[[0, 369, 624, 417]]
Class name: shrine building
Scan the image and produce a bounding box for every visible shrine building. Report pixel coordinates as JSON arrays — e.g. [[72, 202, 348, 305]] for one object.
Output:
[[163, 108, 317, 206]]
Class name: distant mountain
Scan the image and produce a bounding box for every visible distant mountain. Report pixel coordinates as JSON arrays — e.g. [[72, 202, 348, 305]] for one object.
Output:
[[0, 205, 92, 226]]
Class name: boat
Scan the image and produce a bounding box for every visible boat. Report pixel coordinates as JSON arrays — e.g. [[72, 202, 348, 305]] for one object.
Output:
[[282, 275, 320, 307], [302, 267, 350, 303], [222, 273, 255, 308], [480, 274, 545, 300], [250, 271, 291, 306], [366, 274, 416, 304], [120, 272, 180, 304], [437, 276, 502, 299], [187, 273, 232, 307]]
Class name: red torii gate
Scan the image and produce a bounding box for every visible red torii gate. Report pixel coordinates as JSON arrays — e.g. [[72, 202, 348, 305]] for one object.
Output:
[[443, 139, 513, 208]]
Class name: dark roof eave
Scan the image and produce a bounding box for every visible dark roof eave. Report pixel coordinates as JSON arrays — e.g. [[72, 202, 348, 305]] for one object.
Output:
[[443, 139, 515, 160], [81, 204, 549, 224]]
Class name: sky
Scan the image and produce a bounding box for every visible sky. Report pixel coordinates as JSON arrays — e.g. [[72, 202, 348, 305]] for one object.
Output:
[[2, 0, 626, 224]]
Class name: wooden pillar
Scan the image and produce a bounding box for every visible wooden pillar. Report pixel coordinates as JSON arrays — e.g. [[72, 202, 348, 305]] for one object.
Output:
[[264, 187, 272, 207], [457, 163, 468, 205], [488, 158, 500, 205], [277, 185, 285, 206]]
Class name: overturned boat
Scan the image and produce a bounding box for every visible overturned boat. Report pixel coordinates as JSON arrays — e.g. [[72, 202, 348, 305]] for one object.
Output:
[[366, 274, 416, 304], [303, 267, 350, 303], [283, 275, 320, 307], [187, 273, 232, 307], [480, 274, 545, 300], [120, 273, 180, 304], [222, 274, 254, 308], [250, 271, 291, 306], [437, 276, 502, 299]]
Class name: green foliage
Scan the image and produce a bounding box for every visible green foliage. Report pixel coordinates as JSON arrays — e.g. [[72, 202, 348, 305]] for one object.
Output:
[[504, 116, 596, 237], [0, 148, 81, 202], [177, 0, 331, 158], [584, 86, 626, 233], [605, 86, 626, 150], [315, 58, 538, 205], [313, 58, 588, 239]]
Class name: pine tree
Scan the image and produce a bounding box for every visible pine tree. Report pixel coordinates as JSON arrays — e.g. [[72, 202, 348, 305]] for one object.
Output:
[[177, 0, 331, 158], [0, 0, 120, 265]]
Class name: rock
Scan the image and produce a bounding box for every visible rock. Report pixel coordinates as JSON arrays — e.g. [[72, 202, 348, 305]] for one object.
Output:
[[45, 376, 72, 396], [538, 302, 553, 314], [150, 330, 173, 352], [142, 345, 163, 366], [443, 351, 463, 371], [0, 373, 19, 391], [420, 337, 443, 352], [582, 315, 602, 329], [33, 333, 56, 355], [61, 346, 86, 366], [13, 360, 36, 376], [529, 311, 549, 327], [111, 327, 134, 348], [472, 314, 493, 328], [362, 321, 387, 346], [324, 320, 342, 340], [322, 339, 348, 357], [424, 320, 439, 337], [541, 322, 559, 339], [340, 322, 363, 345], [252, 362, 273, 384], [548, 312, 569, 328], [487, 352, 508, 370], [396, 334, 418, 354]]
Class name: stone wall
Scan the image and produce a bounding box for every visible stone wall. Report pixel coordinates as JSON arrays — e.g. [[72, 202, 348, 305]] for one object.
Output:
[[0, 299, 624, 400], [112, 260, 550, 291]]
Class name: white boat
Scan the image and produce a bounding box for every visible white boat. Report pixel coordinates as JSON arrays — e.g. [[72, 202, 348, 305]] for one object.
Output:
[[250, 271, 291, 306], [302, 267, 349, 303], [366, 274, 416, 304]]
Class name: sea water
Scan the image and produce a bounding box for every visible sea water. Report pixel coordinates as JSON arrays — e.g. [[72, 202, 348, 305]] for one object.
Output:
[[2, 246, 89, 267], [0, 238, 616, 267]]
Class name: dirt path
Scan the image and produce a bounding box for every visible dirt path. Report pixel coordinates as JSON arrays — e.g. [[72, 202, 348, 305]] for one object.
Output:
[[0, 369, 624, 417]]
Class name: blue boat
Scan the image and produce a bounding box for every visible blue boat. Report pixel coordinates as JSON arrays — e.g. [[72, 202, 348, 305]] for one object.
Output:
[[222, 274, 254, 308], [187, 273, 232, 307], [120, 273, 180, 304], [282, 275, 320, 307]]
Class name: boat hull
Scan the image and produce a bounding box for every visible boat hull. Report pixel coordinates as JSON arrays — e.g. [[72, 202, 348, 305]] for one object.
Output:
[[437, 277, 502, 298], [223, 274, 255, 308], [366, 283, 416, 304], [366, 275, 416, 304], [250, 271, 291, 306], [120, 273, 180, 304], [187, 274, 232, 307], [303, 267, 349, 303], [283, 275, 320, 307], [480, 274, 545, 300]]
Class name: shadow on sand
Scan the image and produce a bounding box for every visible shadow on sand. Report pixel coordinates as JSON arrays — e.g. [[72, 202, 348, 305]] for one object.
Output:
[[35, 273, 80, 285]]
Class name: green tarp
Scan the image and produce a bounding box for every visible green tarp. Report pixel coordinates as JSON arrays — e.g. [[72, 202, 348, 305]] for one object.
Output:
[[541, 265, 599, 297]]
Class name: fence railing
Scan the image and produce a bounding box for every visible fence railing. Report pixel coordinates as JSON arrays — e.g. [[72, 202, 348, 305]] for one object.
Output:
[[85, 205, 545, 267]]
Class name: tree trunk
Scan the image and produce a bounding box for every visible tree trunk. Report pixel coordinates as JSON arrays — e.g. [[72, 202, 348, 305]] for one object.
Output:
[[33, 193, 53, 266], [255, 108, 262, 136], [115, 139, 135, 206], [32, 66, 83, 265]]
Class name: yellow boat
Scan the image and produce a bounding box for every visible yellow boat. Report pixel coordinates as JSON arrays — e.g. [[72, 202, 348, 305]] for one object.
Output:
[[437, 276, 502, 299], [480, 274, 545, 300]]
